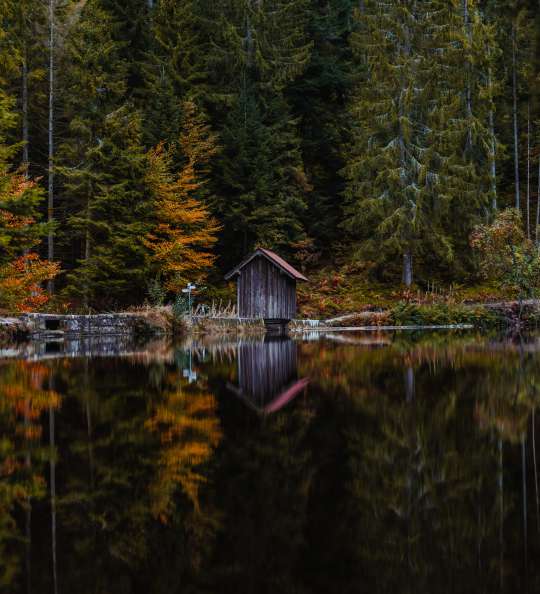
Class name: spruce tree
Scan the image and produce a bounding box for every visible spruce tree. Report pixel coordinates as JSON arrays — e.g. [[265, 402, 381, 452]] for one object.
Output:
[[64, 105, 150, 309], [0, 1, 44, 166], [344, 0, 496, 285], [140, 0, 210, 147], [428, 0, 499, 277], [96, 0, 153, 93], [289, 0, 354, 253], [210, 0, 313, 266], [216, 88, 308, 264], [59, 1, 150, 309], [482, 0, 533, 217]]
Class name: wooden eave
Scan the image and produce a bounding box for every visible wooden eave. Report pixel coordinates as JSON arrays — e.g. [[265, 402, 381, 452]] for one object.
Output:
[[224, 248, 308, 282]]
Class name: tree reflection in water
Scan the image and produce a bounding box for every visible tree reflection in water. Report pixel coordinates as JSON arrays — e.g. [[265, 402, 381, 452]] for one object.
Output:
[[1, 331, 540, 593], [0, 361, 60, 593]]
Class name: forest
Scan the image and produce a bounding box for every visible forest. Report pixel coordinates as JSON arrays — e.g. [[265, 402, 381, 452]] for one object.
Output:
[[1, 0, 540, 312]]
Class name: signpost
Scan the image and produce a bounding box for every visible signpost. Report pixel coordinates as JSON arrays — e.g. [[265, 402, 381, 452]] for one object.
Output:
[[183, 348, 197, 383], [181, 283, 197, 382], [181, 283, 196, 314]]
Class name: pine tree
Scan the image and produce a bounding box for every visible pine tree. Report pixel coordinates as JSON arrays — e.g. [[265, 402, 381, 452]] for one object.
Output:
[[344, 1, 429, 285], [97, 0, 153, 93], [57, 0, 125, 288], [59, 1, 148, 309], [344, 0, 495, 286], [216, 89, 309, 263], [430, 0, 499, 277], [145, 101, 220, 294], [62, 104, 150, 309], [210, 0, 313, 266], [0, 0, 46, 169], [483, 0, 533, 217], [140, 0, 210, 147], [289, 0, 354, 253]]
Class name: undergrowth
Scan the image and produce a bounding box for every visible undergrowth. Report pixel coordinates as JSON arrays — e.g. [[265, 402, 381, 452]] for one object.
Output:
[[389, 302, 502, 328], [298, 264, 514, 320]]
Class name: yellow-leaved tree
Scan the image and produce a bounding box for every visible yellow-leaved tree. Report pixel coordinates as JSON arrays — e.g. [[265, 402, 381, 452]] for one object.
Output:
[[145, 101, 220, 294], [0, 91, 59, 313]]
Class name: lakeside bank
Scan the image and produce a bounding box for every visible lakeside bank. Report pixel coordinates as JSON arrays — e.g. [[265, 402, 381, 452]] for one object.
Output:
[[3, 299, 540, 345]]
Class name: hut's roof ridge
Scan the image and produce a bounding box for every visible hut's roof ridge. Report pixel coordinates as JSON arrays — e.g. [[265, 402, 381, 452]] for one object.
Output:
[[225, 247, 308, 281]]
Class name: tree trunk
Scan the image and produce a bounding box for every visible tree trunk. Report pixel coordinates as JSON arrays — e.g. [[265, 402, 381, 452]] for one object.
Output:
[[22, 49, 29, 174], [399, 12, 412, 290], [527, 104, 531, 238], [463, 0, 473, 152], [48, 0, 56, 295], [83, 196, 91, 310], [245, 14, 254, 67], [537, 150, 540, 245], [512, 23, 521, 210], [402, 251, 413, 287], [480, 7, 497, 212], [488, 68, 497, 211]]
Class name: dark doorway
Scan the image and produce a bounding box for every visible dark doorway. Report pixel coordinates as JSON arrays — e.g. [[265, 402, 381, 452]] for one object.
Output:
[[45, 319, 61, 331]]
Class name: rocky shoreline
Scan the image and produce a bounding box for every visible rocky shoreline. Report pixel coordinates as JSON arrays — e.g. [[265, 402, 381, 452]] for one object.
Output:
[[2, 300, 540, 347], [0, 311, 267, 344]]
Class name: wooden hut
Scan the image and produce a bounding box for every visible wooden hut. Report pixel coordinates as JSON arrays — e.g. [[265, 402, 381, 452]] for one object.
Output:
[[225, 248, 308, 328]]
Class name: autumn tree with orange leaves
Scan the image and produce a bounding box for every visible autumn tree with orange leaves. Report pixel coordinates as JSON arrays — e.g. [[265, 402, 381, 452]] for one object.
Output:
[[0, 92, 58, 313], [145, 101, 220, 294]]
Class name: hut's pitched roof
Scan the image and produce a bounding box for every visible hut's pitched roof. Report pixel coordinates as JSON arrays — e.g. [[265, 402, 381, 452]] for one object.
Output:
[[224, 247, 308, 281], [227, 378, 310, 415], [262, 378, 310, 414]]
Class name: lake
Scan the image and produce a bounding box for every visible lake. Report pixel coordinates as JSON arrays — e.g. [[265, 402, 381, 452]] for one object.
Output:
[[1, 330, 540, 593]]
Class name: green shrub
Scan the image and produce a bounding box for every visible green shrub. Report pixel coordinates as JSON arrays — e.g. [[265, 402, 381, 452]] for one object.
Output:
[[147, 277, 166, 306], [172, 294, 190, 320], [390, 302, 501, 327]]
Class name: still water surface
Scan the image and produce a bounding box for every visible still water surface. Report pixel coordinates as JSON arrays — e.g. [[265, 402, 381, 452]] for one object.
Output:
[[1, 330, 540, 593]]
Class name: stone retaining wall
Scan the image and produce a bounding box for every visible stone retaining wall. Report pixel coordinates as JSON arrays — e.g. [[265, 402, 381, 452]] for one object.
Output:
[[2, 313, 267, 341], [0, 317, 30, 341], [18, 313, 167, 338]]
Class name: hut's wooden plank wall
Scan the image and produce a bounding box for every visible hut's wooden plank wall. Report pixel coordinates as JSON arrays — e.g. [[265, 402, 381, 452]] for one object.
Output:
[[238, 255, 296, 319]]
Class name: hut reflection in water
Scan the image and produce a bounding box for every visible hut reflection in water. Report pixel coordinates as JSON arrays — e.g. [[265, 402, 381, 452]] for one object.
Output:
[[227, 337, 309, 414]]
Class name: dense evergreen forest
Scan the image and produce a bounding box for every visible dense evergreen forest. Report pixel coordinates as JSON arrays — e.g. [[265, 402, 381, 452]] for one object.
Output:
[[1, 0, 540, 311]]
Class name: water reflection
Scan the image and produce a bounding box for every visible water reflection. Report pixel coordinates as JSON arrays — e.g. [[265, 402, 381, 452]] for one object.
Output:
[[227, 337, 309, 414], [2, 332, 540, 592], [0, 361, 60, 593]]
